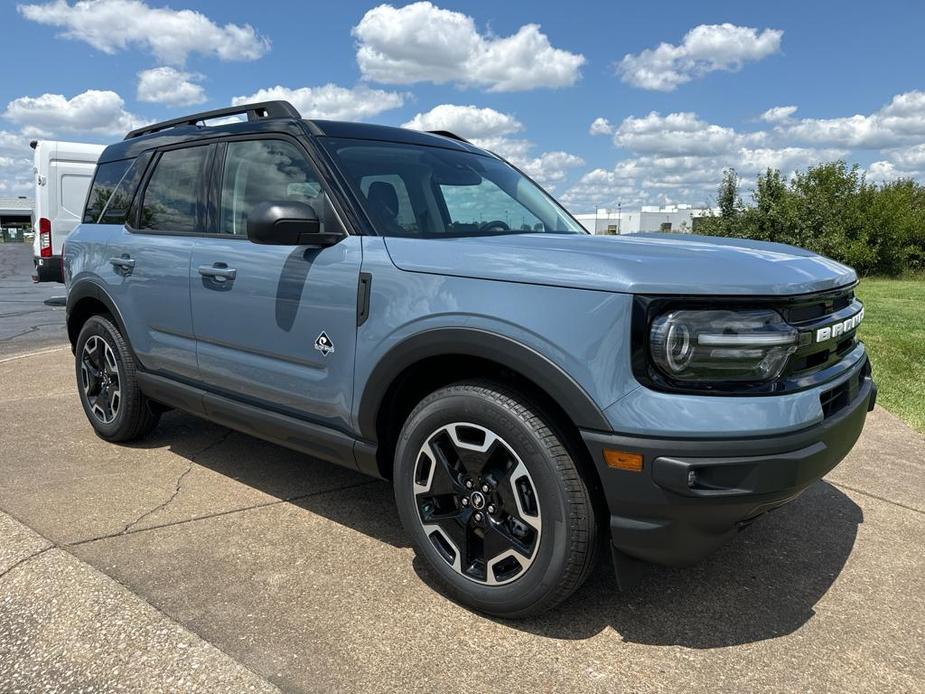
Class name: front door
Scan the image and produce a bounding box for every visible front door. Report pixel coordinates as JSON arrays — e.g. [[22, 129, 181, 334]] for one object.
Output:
[[190, 137, 361, 432]]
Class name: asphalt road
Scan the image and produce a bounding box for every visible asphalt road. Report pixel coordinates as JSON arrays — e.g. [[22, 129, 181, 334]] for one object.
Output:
[[0, 243, 68, 357], [0, 243, 923, 692]]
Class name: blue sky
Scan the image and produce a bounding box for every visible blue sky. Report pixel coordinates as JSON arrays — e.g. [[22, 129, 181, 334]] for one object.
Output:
[[2, 0, 924, 211]]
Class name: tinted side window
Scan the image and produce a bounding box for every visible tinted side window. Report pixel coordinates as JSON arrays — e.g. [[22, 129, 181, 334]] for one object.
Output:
[[219, 140, 328, 236], [359, 174, 417, 234], [99, 152, 151, 225], [83, 160, 132, 223], [140, 146, 209, 232], [440, 178, 544, 233]]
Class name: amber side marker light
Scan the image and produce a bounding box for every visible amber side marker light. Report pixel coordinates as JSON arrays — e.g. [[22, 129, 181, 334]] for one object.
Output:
[[604, 450, 644, 472]]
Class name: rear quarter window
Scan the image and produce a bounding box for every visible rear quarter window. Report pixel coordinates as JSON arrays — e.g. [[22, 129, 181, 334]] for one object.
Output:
[[82, 153, 152, 225], [99, 152, 151, 225], [83, 159, 132, 224]]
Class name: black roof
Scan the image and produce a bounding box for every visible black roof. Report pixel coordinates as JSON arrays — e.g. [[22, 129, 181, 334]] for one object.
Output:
[[309, 119, 480, 152], [98, 101, 485, 164]]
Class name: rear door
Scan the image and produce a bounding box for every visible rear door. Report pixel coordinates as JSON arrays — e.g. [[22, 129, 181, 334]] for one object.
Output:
[[109, 144, 212, 380], [189, 136, 361, 431]]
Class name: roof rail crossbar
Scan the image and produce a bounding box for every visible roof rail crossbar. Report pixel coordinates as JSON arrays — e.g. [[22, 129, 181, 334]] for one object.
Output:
[[427, 130, 471, 144], [124, 101, 302, 140]]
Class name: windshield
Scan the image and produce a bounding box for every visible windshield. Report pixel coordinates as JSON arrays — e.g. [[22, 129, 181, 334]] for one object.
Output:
[[320, 137, 586, 238]]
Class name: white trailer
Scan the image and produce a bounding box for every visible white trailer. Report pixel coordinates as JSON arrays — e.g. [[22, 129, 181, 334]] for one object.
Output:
[[31, 139, 105, 282]]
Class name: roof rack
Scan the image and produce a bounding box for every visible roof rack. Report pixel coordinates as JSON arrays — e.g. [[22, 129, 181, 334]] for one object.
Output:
[[427, 130, 471, 144], [124, 101, 301, 140]]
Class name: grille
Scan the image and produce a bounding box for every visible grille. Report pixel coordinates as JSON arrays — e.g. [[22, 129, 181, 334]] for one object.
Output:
[[820, 357, 870, 418], [781, 285, 863, 379]]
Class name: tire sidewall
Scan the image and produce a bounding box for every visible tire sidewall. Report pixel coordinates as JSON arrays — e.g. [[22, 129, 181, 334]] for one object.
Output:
[[394, 387, 577, 615]]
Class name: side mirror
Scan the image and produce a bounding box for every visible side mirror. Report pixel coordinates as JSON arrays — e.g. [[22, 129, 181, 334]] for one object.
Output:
[[246, 201, 343, 247]]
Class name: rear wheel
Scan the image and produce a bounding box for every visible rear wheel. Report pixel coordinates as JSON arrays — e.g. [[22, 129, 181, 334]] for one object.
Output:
[[394, 381, 598, 617], [75, 315, 160, 442]]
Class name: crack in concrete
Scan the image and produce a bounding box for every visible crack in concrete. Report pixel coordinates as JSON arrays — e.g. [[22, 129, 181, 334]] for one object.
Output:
[[119, 429, 235, 535], [0, 546, 54, 582], [828, 480, 925, 516], [68, 479, 381, 548], [0, 308, 50, 319], [0, 321, 64, 342]]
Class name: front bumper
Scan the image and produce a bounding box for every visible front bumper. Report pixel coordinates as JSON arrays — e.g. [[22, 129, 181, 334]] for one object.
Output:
[[582, 366, 876, 566], [33, 255, 63, 283]]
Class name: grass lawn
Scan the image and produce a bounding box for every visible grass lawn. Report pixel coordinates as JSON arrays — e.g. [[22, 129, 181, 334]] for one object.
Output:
[[856, 277, 925, 434]]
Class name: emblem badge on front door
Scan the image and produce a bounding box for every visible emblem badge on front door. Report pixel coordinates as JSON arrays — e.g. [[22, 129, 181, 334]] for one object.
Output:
[[314, 331, 335, 356]]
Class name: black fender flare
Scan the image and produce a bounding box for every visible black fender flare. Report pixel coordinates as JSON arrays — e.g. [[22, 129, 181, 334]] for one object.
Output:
[[356, 327, 612, 442], [66, 280, 131, 349]]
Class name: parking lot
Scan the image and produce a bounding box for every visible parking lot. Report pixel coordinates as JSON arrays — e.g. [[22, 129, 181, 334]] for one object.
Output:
[[0, 244, 923, 692], [0, 244, 68, 357]]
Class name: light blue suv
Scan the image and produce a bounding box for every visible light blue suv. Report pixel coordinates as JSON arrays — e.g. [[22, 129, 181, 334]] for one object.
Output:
[[64, 101, 876, 617]]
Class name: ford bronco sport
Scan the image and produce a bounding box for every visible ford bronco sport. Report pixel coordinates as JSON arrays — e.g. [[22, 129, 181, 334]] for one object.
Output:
[[64, 101, 876, 617]]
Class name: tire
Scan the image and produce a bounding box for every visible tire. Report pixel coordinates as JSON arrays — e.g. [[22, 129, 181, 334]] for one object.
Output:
[[75, 315, 160, 442], [394, 380, 598, 618]]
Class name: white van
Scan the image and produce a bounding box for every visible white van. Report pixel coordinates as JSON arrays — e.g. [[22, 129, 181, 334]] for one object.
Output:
[[31, 140, 105, 282]]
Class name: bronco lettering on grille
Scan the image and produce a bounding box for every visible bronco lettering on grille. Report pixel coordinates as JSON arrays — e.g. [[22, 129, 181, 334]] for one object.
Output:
[[815, 308, 864, 343]]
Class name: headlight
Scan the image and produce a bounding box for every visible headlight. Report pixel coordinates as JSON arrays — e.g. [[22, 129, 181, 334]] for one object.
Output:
[[650, 309, 798, 383]]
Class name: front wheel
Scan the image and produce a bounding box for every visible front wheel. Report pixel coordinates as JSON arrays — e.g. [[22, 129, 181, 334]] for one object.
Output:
[[394, 381, 598, 618]]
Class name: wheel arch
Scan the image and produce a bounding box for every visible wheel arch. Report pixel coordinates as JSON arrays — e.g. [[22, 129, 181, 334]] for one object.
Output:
[[357, 328, 611, 485], [66, 281, 130, 351]]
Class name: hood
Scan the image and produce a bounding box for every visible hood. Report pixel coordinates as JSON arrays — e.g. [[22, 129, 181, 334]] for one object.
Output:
[[383, 232, 857, 296]]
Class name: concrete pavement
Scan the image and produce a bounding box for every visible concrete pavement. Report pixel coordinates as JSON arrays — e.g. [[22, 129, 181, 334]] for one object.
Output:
[[0, 347, 923, 692], [0, 511, 279, 692]]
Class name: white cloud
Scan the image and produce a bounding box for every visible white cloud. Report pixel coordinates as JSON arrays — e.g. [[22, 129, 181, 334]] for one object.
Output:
[[137, 67, 206, 107], [353, 2, 584, 91], [885, 143, 925, 170], [0, 131, 29, 154], [781, 90, 925, 149], [232, 84, 405, 121], [562, 143, 846, 211], [402, 104, 582, 188], [563, 109, 843, 210], [467, 136, 532, 161], [760, 105, 797, 123], [589, 117, 613, 136], [618, 23, 782, 91], [736, 146, 845, 173], [0, 131, 36, 197], [518, 151, 584, 186], [18, 0, 269, 66], [566, 91, 925, 210], [613, 111, 763, 156], [401, 104, 522, 139], [866, 160, 902, 183], [560, 168, 646, 209], [3, 89, 145, 136]]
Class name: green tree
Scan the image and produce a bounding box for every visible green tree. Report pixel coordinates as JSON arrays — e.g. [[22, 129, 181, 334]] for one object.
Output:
[[717, 168, 741, 220], [694, 160, 925, 276]]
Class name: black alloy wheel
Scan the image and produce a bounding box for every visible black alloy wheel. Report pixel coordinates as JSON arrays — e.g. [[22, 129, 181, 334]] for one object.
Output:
[[394, 381, 598, 618], [75, 315, 161, 442], [80, 334, 121, 424]]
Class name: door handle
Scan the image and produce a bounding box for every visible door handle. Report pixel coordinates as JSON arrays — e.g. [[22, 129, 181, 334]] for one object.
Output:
[[109, 256, 135, 274], [198, 263, 237, 281], [109, 256, 135, 268]]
